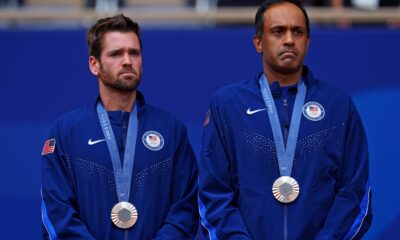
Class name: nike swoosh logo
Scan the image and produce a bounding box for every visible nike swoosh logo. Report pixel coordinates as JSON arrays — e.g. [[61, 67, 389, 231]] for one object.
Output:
[[246, 108, 267, 115], [88, 138, 106, 145]]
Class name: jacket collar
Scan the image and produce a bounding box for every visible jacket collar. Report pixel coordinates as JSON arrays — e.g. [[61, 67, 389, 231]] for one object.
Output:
[[93, 90, 147, 119], [255, 65, 316, 95]]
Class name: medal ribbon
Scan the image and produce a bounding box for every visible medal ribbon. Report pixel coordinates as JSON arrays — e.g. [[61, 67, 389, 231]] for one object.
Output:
[[259, 75, 306, 177], [97, 101, 138, 202]]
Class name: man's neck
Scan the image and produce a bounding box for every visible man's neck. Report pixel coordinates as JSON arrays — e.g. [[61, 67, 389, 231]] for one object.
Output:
[[99, 86, 136, 112], [264, 68, 302, 87]]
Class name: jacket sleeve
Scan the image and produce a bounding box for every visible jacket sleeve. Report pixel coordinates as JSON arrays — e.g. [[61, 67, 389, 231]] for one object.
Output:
[[316, 101, 372, 240], [198, 100, 252, 240], [154, 124, 199, 240], [41, 124, 95, 240]]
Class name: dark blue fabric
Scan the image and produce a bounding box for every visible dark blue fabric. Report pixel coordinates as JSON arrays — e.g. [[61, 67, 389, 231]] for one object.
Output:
[[41, 92, 199, 239], [199, 66, 372, 240]]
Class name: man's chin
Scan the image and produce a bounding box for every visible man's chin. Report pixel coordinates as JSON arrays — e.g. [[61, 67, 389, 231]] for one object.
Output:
[[112, 79, 140, 92], [115, 86, 137, 92], [276, 65, 302, 74]]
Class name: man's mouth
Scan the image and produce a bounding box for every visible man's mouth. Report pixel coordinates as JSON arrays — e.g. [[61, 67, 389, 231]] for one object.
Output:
[[280, 50, 297, 57]]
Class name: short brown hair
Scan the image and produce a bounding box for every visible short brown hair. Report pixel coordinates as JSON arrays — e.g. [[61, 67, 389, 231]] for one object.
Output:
[[86, 14, 142, 60]]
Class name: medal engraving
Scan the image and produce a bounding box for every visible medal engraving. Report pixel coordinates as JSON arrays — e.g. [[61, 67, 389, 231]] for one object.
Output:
[[111, 202, 138, 229], [272, 176, 300, 203]]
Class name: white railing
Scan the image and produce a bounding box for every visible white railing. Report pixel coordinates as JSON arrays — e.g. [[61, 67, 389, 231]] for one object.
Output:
[[0, 5, 399, 27]]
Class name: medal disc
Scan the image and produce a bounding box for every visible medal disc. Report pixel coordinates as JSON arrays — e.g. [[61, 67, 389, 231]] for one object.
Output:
[[111, 202, 138, 229], [272, 176, 300, 203]]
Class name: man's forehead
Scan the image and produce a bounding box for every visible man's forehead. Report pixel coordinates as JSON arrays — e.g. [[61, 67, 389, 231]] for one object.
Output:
[[102, 32, 140, 48], [263, 2, 306, 26], [103, 31, 138, 41]]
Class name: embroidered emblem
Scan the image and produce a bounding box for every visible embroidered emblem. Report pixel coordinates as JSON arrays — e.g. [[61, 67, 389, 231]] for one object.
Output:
[[203, 109, 210, 126], [42, 139, 56, 155], [302, 101, 325, 121], [142, 131, 164, 151]]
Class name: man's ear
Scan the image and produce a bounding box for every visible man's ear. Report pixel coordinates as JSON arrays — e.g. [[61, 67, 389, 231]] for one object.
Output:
[[253, 35, 263, 54], [89, 56, 100, 76]]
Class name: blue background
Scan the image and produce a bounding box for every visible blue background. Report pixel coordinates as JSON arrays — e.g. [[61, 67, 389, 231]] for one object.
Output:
[[0, 26, 399, 239]]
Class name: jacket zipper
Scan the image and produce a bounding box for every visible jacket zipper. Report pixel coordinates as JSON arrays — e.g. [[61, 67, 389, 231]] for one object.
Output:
[[283, 97, 289, 240], [284, 205, 288, 240], [283, 98, 289, 147]]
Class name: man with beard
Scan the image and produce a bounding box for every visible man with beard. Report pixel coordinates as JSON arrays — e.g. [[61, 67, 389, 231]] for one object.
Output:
[[198, 0, 372, 239], [41, 14, 198, 239]]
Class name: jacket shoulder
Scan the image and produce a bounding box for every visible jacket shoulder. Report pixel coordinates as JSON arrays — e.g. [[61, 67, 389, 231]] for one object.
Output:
[[144, 104, 186, 129], [316, 80, 353, 105], [51, 104, 95, 136], [211, 76, 259, 108]]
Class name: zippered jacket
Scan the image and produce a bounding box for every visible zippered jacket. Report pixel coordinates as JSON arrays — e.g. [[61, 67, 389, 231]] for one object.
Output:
[[199, 66, 372, 240], [41, 92, 198, 239]]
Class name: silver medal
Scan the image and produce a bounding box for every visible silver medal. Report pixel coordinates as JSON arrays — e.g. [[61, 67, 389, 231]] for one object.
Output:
[[272, 176, 300, 203], [111, 201, 138, 229]]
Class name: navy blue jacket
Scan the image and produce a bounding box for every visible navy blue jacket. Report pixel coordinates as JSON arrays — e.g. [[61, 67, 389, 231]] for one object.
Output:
[[199, 67, 372, 240], [41, 92, 198, 239]]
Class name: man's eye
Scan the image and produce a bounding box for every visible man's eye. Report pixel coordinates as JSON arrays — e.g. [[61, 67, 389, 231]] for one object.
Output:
[[272, 29, 283, 36], [110, 52, 120, 57], [294, 29, 305, 36], [131, 50, 141, 57]]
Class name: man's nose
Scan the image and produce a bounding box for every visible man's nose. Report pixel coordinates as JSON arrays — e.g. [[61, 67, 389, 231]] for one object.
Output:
[[283, 31, 294, 46], [122, 53, 133, 65]]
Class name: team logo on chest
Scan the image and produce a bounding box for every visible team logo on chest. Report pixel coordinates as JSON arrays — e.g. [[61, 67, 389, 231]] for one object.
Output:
[[142, 131, 164, 151], [302, 101, 325, 121]]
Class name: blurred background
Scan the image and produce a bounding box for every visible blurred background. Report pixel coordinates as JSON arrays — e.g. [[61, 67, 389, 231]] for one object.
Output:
[[0, 0, 399, 239]]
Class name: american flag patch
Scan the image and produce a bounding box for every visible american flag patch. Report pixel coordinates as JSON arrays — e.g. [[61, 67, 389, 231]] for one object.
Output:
[[203, 109, 210, 126], [42, 139, 56, 155]]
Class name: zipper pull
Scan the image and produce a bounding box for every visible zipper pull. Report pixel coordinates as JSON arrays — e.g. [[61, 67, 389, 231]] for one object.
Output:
[[283, 98, 288, 107]]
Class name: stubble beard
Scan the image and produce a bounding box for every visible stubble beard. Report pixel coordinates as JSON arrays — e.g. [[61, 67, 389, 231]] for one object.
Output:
[[99, 64, 141, 92]]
